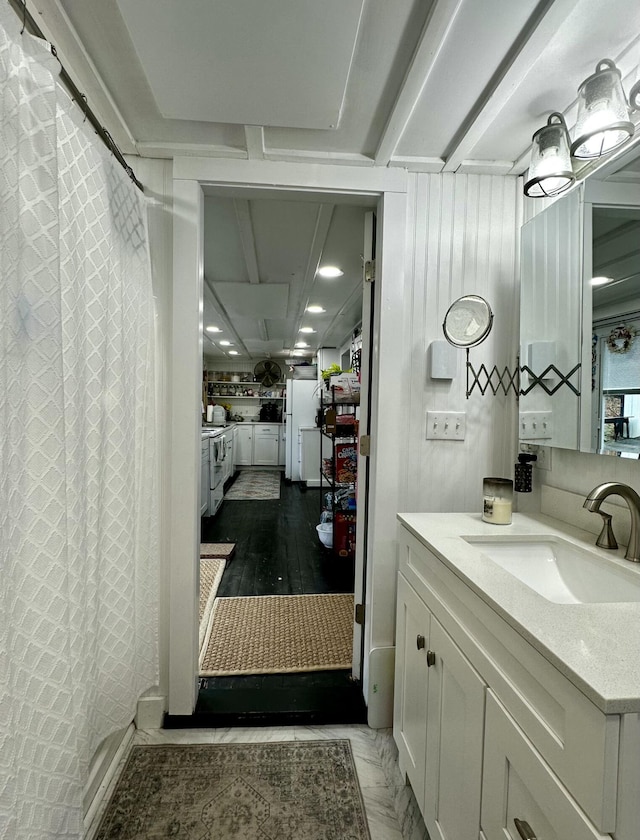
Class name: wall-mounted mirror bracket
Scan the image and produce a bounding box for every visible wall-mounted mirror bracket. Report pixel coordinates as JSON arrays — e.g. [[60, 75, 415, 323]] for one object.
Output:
[[465, 353, 581, 399], [519, 363, 581, 397], [466, 350, 520, 398]]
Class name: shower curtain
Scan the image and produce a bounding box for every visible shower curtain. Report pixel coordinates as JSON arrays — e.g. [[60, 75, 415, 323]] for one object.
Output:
[[0, 7, 158, 839]]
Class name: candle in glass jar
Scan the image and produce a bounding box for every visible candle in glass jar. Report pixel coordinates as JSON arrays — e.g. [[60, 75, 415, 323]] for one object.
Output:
[[483, 477, 513, 525]]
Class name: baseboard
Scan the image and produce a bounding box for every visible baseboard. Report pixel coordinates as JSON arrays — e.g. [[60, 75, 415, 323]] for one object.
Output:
[[135, 693, 166, 729], [84, 724, 135, 831], [367, 646, 395, 729]]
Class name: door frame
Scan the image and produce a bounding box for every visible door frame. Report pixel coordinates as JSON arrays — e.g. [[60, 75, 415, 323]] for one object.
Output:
[[168, 158, 407, 718]]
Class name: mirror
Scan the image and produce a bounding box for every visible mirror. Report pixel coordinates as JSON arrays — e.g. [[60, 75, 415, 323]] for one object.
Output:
[[520, 148, 640, 458], [443, 295, 493, 348], [588, 206, 640, 456]]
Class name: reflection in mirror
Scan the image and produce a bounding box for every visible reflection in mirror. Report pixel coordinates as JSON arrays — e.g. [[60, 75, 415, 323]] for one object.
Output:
[[589, 206, 640, 458], [519, 190, 583, 452]]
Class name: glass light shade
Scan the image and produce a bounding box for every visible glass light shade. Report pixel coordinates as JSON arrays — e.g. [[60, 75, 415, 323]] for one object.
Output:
[[571, 59, 634, 159], [524, 113, 575, 198]]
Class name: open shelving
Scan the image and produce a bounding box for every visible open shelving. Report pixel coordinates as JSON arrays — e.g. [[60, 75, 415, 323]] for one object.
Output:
[[320, 387, 358, 559]]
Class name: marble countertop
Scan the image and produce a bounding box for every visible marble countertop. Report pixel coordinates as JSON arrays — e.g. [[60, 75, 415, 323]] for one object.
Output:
[[397, 511, 640, 714]]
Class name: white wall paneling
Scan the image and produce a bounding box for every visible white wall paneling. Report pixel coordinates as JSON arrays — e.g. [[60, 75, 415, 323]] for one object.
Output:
[[169, 178, 204, 715], [401, 172, 520, 516]]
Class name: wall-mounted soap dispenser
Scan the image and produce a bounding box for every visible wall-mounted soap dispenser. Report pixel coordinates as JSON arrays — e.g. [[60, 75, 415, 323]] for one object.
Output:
[[515, 453, 537, 492]]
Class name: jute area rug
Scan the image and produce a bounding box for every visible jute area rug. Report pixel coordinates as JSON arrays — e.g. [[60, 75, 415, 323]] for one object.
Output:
[[198, 558, 226, 652], [93, 740, 371, 840], [200, 593, 353, 676], [224, 469, 281, 500]]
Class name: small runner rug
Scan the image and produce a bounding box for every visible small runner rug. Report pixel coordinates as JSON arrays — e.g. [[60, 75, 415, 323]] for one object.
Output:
[[198, 559, 226, 653], [199, 593, 354, 676], [93, 740, 371, 840], [200, 542, 236, 559], [224, 469, 281, 500]]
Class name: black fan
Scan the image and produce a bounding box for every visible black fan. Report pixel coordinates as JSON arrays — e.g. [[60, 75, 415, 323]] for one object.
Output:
[[254, 359, 282, 387]]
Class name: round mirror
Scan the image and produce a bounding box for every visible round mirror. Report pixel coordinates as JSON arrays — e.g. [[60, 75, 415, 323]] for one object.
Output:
[[443, 295, 493, 348]]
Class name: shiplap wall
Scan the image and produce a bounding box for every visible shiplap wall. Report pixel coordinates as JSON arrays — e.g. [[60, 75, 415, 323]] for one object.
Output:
[[398, 172, 520, 514]]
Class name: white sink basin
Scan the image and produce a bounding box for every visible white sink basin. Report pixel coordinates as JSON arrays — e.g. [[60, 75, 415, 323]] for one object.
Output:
[[463, 535, 640, 604]]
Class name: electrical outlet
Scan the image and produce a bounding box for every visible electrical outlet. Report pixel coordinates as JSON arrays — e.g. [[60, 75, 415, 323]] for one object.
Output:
[[519, 411, 553, 440], [535, 444, 552, 471], [426, 411, 466, 440], [520, 442, 552, 471]]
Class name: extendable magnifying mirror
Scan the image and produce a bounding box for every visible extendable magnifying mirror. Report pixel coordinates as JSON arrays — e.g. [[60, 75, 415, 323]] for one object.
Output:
[[442, 295, 494, 348]]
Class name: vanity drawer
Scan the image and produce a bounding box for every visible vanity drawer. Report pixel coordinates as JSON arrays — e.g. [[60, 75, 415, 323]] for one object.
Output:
[[482, 691, 609, 840], [397, 525, 619, 833]]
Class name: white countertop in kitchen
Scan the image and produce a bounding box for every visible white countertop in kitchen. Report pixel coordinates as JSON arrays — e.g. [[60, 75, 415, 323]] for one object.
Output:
[[397, 511, 640, 714]]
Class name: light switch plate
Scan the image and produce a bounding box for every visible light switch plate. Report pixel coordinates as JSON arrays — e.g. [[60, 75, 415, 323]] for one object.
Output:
[[426, 411, 466, 440], [519, 411, 553, 440]]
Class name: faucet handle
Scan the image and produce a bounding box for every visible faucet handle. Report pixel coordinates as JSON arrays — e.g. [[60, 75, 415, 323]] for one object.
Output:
[[595, 512, 618, 550]]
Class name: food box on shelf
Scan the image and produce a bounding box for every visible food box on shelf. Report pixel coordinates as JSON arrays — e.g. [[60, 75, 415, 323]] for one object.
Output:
[[334, 513, 357, 557], [335, 443, 357, 484]]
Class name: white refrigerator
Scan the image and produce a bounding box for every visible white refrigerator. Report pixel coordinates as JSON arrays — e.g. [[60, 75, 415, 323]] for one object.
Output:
[[285, 379, 319, 481]]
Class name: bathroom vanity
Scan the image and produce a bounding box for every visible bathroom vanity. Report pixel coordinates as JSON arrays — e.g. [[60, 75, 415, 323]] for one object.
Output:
[[394, 512, 640, 840]]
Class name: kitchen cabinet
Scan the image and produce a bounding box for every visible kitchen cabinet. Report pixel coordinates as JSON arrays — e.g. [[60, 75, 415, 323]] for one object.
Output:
[[395, 518, 621, 840], [200, 436, 210, 517], [252, 425, 279, 466], [278, 425, 286, 466], [235, 425, 253, 466], [394, 574, 485, 838]]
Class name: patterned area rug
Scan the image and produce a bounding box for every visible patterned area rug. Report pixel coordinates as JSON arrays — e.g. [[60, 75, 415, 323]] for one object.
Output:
[[198, 559, 226, 653], [200, 593, 353, 676], [224, 469, 281, 500], [93, 740, 371, 840]]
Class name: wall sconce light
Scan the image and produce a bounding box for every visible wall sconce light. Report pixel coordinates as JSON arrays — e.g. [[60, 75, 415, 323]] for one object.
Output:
[[571, 59, 638, 159], [524, 113, 575, 197]]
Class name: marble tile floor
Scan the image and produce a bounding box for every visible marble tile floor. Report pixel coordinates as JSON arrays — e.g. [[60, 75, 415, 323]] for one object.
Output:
[[85, 724, 428, 840]]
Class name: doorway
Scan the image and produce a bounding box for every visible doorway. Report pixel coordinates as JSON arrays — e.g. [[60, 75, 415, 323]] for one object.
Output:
[[167, 162, 407, 721], [194, 189, 373, 723]]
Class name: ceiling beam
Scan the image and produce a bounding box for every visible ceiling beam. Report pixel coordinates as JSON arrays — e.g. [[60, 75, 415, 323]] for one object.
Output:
[[244, 125, 265, 160], [286, 204, 335, 351], [203, 277, 250, 357], [442, 0, 580, 173], [233, 200, 260, 284], [374, 0, 464, 166]]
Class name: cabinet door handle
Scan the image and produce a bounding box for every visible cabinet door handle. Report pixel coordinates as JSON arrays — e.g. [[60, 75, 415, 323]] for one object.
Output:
[[416, 634, 425, 650], [426, 650, 436, 667], [514, 818, 537, 840]]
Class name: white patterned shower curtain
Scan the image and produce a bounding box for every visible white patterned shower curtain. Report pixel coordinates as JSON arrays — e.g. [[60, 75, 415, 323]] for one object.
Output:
[[0, 8, 158, 839]]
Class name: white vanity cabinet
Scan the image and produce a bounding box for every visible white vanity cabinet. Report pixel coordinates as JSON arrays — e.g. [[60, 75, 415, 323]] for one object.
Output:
[[395, 517, 624, 840], [482, 692, 609, 840], [395, 574, 485, 840]]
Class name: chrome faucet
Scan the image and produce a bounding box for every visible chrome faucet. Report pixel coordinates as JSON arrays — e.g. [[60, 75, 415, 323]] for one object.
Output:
[[583, 482, 640, 562]]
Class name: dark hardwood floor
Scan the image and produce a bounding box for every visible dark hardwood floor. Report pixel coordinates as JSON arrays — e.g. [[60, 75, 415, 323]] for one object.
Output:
[[164, 471, 366, 728]]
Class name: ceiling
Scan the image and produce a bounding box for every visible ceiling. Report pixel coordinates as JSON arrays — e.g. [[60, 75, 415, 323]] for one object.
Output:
[[28, 0, 640, 361]]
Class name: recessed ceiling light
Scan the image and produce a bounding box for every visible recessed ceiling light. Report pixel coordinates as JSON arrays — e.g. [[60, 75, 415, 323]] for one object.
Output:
[[228, 350, 239, 356], [317, 266, 343, 278], [590, 276, 614, 286], [299, 327, 315, 334], [306, 305, 326, 313], [205, 325, 222, 332], [295, 341, 309, 348], [219, 340, 232, 346]]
